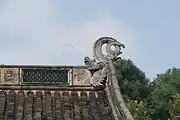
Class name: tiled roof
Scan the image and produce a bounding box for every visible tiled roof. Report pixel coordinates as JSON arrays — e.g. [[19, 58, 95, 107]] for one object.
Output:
[[0, 90, 114, 120], [0, 37, 134, 120]]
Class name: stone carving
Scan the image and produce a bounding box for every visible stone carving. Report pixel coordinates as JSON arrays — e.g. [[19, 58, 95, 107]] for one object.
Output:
[[0, 68, 18, 84], [72, 68, 91, 85], [4, 69, 15, 81], [85, 37, 125, 88]]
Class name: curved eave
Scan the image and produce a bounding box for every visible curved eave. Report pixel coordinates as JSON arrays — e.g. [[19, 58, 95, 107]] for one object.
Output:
[[105, 60, 134, 120]]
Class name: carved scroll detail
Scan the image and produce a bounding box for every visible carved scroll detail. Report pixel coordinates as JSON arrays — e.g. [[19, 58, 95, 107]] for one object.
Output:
[[0, 68, 19, 84], [85, 37, 125, 88], [72, 69, 91, 85]]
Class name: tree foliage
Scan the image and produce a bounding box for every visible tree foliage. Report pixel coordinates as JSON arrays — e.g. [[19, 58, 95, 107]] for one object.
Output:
[[126, 100, 151, 120], [116, 59, 180, 120], [147, 68, 180, 120], [116, 59, 150, 101], [169, 93, 180, 120]]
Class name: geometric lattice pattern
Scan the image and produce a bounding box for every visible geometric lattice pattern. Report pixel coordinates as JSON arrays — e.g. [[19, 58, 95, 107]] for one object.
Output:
[[22, 69, 69, 83]]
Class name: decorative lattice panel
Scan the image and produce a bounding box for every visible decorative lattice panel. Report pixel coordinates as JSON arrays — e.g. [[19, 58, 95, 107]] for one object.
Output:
[[22, 69, 69, 84]]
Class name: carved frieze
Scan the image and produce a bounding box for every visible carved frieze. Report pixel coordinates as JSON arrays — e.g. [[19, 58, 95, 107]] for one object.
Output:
[[0, 68, 19, 84], [72, 68, 91, 85]]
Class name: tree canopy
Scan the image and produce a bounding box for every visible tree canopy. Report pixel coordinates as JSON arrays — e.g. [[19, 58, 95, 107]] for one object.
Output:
[[116, 59, 180, 120], [116, 59, 150, 101]]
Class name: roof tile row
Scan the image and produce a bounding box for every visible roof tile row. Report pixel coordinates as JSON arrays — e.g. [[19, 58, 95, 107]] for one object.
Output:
[[0, 90, 114, 120]]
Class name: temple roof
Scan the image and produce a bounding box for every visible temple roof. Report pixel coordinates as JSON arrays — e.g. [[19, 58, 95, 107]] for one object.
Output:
[[0, 37, 134, 120]]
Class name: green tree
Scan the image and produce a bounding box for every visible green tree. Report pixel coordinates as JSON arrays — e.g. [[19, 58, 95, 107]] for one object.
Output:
[[126, 100, 151, 120], [115, 59, 180, 120], [116, 59, 150, 101], [169, 93, 180, 120], [147, 68, 180, 120]]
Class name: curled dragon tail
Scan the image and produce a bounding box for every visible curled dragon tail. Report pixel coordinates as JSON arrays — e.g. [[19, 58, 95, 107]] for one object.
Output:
[[93, 37, 125, 63]]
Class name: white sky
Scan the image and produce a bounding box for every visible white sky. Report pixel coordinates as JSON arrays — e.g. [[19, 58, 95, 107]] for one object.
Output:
[[0, 0, 135, 65]]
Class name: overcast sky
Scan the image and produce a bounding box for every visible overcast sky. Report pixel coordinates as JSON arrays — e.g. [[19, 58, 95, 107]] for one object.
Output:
[[0, 0, 180, 79]]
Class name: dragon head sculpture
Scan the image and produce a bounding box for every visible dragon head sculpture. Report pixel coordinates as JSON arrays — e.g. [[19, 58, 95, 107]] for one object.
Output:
[[93, 37, 125, 62], [85, 37, 125, 88]]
